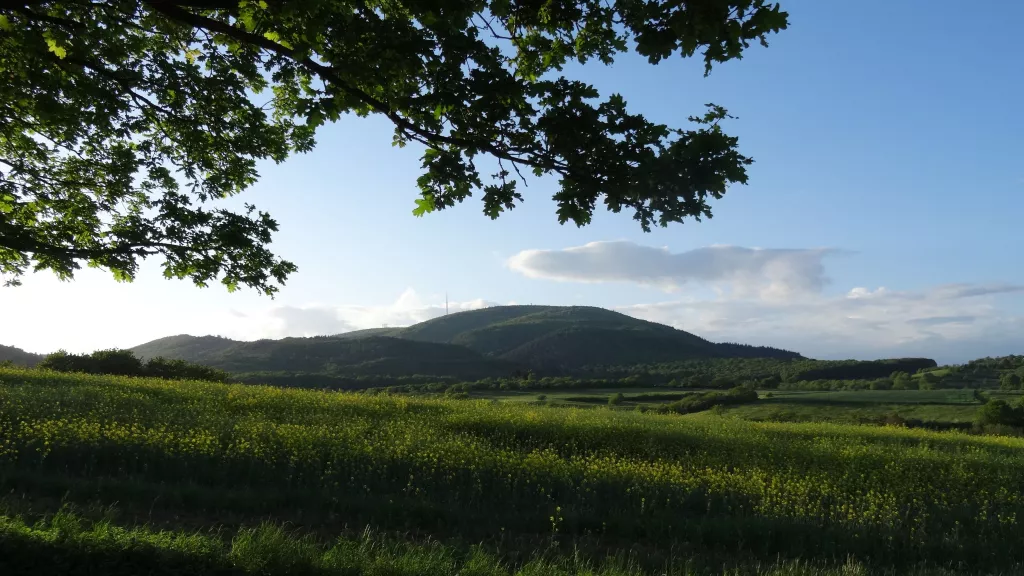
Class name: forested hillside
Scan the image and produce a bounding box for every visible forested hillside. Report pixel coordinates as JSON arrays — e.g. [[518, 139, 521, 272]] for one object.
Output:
[[0, 344, 42, 367], [130, 305, 801, 381], [137, 335, 517, 380]]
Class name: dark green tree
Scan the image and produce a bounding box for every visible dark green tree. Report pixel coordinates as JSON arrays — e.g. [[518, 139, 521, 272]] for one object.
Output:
[[890, 371, 915, 390], [38, 349, 93, 373], [1, 0, 787, 294], [975, 399, 1024, 429], [1000, 372, 1022, 391]]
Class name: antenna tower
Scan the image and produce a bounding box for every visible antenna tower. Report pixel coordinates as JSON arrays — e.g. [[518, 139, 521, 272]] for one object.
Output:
[[445, 292, 449, 315]]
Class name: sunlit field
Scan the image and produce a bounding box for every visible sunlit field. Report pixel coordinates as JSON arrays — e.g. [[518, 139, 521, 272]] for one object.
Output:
[[1, 367, 1023, 575]]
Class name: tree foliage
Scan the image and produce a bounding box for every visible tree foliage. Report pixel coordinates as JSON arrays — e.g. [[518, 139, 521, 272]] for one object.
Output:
[[1, 0, 787, 292], [38, 348, 229, 381], [975, 398, 1024, 429], [1000, 372, 1022, 391]]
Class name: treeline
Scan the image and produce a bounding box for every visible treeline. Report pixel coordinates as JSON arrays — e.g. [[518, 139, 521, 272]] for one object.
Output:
[[659, 387, 759, 415], [965, 355, 1024, 371], [234, 372, 708, 392], [38, 349, 229, 382], [587, 357, 938, 389], [232, 371, 461, 390], [776, 372, 946, 391], [712, 342, 803, 359], [789, 358, 937, 381]]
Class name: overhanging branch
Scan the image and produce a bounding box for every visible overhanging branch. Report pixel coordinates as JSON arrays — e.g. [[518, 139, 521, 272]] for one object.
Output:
[[143, 0, 563, 172]]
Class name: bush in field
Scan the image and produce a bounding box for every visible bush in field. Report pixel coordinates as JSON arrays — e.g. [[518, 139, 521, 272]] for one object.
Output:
[[662, 386, 758, 415], [37, 350, 93, 373], [39, 349, 227, 382], [1000, 373, 1022, 391], [144, 357, 230, 383], [91, 349, 145, 376], [869, 378, 892, 390], [891, 372, 916, 390], [976, 399, 1024, 428]]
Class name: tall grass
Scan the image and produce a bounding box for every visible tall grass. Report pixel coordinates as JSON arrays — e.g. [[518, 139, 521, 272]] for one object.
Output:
[[0, 508, 1005, 576], [1, 367, 1023, 573]]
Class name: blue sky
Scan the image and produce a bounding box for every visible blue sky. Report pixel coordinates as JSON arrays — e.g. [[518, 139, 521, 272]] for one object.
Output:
[[3, 0, 1023, 362]]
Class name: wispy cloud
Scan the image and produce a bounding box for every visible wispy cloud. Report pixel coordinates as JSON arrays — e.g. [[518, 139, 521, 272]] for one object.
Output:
[[508, 241, 841, 299], [258, 289, 500, 338], [617, 284, 1024, 362]]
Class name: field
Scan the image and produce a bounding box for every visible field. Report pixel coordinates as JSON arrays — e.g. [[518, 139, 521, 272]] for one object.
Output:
[[2, 368, 1024, 575], [724, 390, 1022, 427], [469, 387, 698, 405], [471, 387, 1023, 427]]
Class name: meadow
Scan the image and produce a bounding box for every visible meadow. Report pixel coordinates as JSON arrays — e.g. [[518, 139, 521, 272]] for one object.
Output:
[[1, 367, 1024, 574], [470, 387, 1015, 427]]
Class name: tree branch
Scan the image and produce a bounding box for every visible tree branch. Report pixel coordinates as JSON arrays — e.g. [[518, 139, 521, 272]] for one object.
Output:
[[143, 0, 562, 172]]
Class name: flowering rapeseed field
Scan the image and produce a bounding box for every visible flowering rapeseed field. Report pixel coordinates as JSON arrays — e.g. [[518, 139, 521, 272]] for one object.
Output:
[[0, 367, 1021, 574]]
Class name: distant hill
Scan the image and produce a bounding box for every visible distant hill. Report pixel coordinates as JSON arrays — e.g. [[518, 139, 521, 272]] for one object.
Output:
[[133, 335, 517, 380], [132, 335, 239, 364], [0, 344, 43, 367], [401, 306, 799, 366], [130, 305, 801, 379]]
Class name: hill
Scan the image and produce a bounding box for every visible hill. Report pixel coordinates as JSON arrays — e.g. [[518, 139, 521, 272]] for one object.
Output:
[[128, 305, 800, 381], [135, 335, 516, 380], [0, 344, 43, 367], [131, 334, 239, 363], [400, 305, 800, 366]]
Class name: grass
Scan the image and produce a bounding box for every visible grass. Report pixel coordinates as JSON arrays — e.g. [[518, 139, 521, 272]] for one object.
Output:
[[478, 387, 1017, 425], [2, 367, 1024, 574], [0, 508, 997, 576], [720, 402, 980, 425]]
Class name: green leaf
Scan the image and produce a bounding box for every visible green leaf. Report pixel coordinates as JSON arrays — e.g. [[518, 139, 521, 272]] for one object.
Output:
[[0, 0, 786, 295], [46, 38, 67, 59], [412, 197, 435, 217]]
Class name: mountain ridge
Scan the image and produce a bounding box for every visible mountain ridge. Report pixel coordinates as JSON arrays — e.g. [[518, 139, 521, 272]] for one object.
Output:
[[129, 305, 801, 379]]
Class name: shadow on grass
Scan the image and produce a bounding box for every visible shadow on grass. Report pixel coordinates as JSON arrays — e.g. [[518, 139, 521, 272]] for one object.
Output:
[[0, 530, 251, 576], [1, 468, 1022, 574]]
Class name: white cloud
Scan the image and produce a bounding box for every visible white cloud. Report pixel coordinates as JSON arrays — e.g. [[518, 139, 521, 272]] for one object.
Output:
[[3, 249, 1022, 365], [505, 241, 1024, 362], [616, 283, 1024, 363], [507, 241, 839, 299], [254, 289, 499, 338], [0, 268, 499, 353]]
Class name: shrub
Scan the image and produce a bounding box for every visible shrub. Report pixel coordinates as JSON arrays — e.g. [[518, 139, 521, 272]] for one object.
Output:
[[38, 350, 94, 373], [975, 399, 1024, 428], [39, 349, 228, 382], [869, 378, 892, 391], [1000, 373, 1022, 391], [90, 349, 144, 376], [145, 357, 230, 382], [663, 386, 758, 415]]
